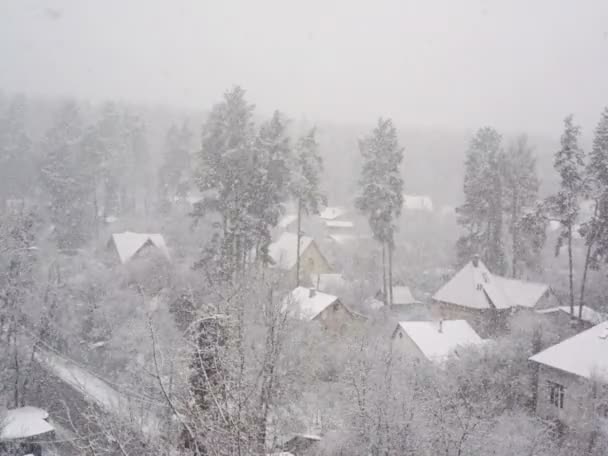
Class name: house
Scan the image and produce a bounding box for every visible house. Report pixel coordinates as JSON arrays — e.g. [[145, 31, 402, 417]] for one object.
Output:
[[268, 233, 332, 285], [281, 434, 322, 455], [283, 287, 363, 331], [319, 206, 349, 221], [529, 322, 608, 429], [375, 286, 420, 306], [403, 194, 433, 212], [432, 256, 558, 336], [277, 214, 298, 231], [0, 406, 55, 455], [392, 320, 484, 364], [536, 306, 606, 329], [310, 273, 346, 293], [32, 349, 161, 444], [108, 231, 171, 264]]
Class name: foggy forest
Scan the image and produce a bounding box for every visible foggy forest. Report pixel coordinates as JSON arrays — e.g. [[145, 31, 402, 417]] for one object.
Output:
[[1, 1, 608, 455]]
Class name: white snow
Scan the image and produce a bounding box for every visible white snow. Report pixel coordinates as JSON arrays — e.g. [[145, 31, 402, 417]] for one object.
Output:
[[35, 350, 160, 435], [391, 286, 419, 305], [324, 220, 354, 229], [283, 287, 339, 320], [433, 259, 549, 310], [268, 232, 313, 270], [536, 306, 606, 325], [111, 231, 171, 264], [319, 206, 348, 220], [0, 406, 54, 441], [529, 322, 608, 382], [403, 194, 433, 211], [278, 214, 298, 229], [310, 273, 346, 291], [396, 320, 484, 363], [328, 233, 359, 244]]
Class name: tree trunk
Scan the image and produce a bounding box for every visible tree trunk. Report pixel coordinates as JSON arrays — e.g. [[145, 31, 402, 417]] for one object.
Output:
[[388, 240, 394, 307], [296, 198, 302, 287], [567, 223, 575, 318], [579, 200, 600, 321], [511, 193, 518, 278], [381, 242, 387, 306]]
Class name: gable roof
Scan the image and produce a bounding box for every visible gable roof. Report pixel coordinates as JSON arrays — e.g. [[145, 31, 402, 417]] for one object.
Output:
[[529, 322, 608, 382], [111, 232, 170, 264], [403, 194, 433, 211], [324, 220, 354, 229], [319, 206, 348, 220], [392, 286, 419, 305], [283, 287, 339, 320], [35, 350, 161, 435], [432, 259, 548, 310], [536, 306, 606, 325], [268, 232, 314, 270], [310, 273, 347, 292], [0, 406, 54, 441], [396, 320, 484, 363]]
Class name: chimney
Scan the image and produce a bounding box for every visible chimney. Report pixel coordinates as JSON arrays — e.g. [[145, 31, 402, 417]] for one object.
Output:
[[472, 254, 480, 267], [309, 288, 316, 298], [438, 319, 443, 333]]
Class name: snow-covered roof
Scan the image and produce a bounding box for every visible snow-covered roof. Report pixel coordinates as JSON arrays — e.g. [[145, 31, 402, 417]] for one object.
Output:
[[111, 232, 170, 264], [283, 287, 339, 321], [328, 233, 359, 244], [310, 273, 346, 292], [392, 286, 419, 305], [278, 214, 298, 229], [0, 406, 54, 441], [529, 322, 608, 382], [432, 259, 549, 310], [35, 350, 160, 435], [403, 194, 433, 211], [396, 320, 484, 363], [324, 220, 354, 229], [536, 306, 605, 325], [268, 232, 314, 270], [319, 206, 348, 220]]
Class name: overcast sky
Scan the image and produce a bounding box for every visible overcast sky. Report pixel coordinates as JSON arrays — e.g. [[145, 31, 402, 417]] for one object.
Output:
[[1, 0, 607, 134]]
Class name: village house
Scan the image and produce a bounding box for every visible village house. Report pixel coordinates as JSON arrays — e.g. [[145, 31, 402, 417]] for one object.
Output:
[[31, 349, 162, 448], [310, 273, 346, 293], [283, 287, 364, 331], [432, 256, 559, 337], [536, 305, 606, 330], [402, 194, 434, 212], [108, 231, 171, 264], [268, 232, 332, 285], [529, 322, 608, 431], [391, 320, 485, 364], [0, 406, 55, 455]]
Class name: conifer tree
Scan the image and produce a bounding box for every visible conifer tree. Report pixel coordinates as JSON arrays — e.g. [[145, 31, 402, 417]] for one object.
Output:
[[40, 102, 93, 249], [548, 115, 586, 317], [290, 127, 326, 285], [456, 127, 506, 273], [578, 108, 608, 319], [503, 135, 540, 277], [355, 118, 404, 306], [194, 86, 256, 280]]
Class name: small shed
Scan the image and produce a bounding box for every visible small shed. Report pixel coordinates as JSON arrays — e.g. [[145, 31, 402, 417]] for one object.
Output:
[[108, 232, 170, 264]]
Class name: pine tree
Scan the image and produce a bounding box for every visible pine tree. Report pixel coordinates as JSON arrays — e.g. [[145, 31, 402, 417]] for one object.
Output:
[[290, 127, 326, 285], [194, 86, 256, 280], [0, 95, 32, 204], [456, 127, 506, 274], [248, 111, 293, 265], [355, 118, 404, 306], [40, 102, 94, 250], [503, 135, 540, 277], [548, 115, 586, 317], [578, 107, 608, 319]]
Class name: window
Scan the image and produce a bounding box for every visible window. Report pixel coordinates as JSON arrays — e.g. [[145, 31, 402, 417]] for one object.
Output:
[[548, 381, 565, 409], [481, 272, 489, 283], [398, 331, 403, 339], [476, 283, 483, 291]]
